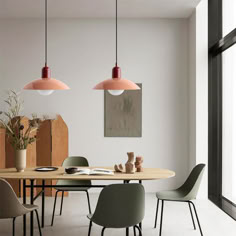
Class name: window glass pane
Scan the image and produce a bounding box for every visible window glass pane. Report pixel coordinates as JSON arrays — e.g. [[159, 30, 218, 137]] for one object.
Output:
[[223, 0, 236, 36], [222, 44, 236, 204]]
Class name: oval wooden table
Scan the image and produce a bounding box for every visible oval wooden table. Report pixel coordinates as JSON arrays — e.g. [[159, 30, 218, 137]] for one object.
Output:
[[0, 167, 175, 236]]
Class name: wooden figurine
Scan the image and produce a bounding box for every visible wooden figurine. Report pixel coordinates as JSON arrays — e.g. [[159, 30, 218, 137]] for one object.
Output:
[[125, 152, 135, 174], [114, 164, 124, 172], [135, 156, 143, 172]]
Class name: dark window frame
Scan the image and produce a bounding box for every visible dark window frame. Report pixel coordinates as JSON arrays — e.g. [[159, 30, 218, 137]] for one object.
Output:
[[208, 0, 236, 220]]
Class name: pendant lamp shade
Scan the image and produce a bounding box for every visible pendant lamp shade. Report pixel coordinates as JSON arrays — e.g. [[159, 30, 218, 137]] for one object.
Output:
[[93, 0, 140, 95], [93, 66, 140, 90], [24, 78, 70, 90], [24, 66, 70, 91], [94, 78, 140, 90], [23, 0, 69, 95]]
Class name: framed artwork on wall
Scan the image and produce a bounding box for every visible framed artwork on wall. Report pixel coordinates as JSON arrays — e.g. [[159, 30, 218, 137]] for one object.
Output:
[[104, 83, 142, 137]]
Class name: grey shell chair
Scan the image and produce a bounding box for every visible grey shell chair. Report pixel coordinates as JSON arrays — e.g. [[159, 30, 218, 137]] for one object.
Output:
[[51, 156, 92, 226], [154, 163, 206, 236], [0, 178, 42, 236], [87, 183, 145, 236]]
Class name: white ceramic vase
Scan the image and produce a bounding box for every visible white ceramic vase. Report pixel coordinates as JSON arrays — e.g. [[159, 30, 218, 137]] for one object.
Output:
[[15, 149, 26, 172]]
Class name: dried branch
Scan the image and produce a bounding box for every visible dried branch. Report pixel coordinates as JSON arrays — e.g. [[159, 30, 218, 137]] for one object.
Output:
[[0, 90, 43, 150]]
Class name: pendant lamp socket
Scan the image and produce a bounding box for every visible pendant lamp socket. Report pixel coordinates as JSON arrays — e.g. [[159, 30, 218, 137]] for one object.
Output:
[[42, 65, 51, 79], [112, 65, 121, 79]]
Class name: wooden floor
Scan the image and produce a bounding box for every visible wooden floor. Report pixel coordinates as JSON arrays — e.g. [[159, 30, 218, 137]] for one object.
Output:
[[0, 193, 235, 236]]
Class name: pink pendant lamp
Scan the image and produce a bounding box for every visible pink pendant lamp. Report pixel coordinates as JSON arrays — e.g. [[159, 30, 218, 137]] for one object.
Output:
[[24, 0, 69, 95], [94, 0, 140, 96]]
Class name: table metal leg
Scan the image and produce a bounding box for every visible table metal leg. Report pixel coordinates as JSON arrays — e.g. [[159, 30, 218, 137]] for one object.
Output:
[[30, 179, 34, 236], [139, 180, 142, 230], [124, 180, 143, 230], [23, 180, 26, 236], [41, 180, 45, 228], [126, 227, 129, 236]]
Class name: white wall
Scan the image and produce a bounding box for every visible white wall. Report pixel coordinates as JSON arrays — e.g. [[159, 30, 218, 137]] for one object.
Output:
[[188, 0, 208, 199], [0, 18, 189, 192], [188, 10, 196, 170]]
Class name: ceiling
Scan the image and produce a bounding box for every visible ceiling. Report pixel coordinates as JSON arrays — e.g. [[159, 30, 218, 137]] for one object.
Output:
[[0, 0, 201, 19]]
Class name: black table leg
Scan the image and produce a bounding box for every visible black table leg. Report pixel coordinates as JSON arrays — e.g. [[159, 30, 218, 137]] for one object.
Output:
[[23, 179, 26, 236], [30, 179, 34, 236], [41, 180, 45, 228], [124, 180, 143, 230], [139, 180, 142, 230]]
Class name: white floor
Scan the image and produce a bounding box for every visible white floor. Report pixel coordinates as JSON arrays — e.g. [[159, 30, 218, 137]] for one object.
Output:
[[0, 193, 235, 236]]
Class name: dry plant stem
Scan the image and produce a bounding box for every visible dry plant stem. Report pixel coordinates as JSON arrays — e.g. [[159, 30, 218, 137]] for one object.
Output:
[[0, 90, 42, 150]]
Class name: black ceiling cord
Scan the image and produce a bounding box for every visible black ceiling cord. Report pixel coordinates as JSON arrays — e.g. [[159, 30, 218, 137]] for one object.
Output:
[[115, 0, 118, 66], [45, 0, 48, 66]]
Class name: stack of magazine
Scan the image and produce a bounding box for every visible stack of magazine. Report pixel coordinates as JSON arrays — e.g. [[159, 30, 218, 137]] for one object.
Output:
[[65, 168, 114, 176]]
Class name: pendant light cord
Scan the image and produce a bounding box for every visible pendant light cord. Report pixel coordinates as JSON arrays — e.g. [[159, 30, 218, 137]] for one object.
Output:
[[115, 0, 118, 66], [45, 0, 48, 66]]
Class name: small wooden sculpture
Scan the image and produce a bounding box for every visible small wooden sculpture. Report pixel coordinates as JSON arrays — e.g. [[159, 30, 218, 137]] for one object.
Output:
[[125, 152, 135, 174], [114, 164, 124, 172], [135, 156, 143, 172]]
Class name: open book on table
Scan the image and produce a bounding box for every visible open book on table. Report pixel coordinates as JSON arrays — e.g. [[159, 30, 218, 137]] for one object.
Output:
[[65, 168, 114, 176]]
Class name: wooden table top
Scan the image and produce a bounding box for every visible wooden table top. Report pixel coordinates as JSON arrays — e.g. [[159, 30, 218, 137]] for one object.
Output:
[[0, 167, 175, 181]]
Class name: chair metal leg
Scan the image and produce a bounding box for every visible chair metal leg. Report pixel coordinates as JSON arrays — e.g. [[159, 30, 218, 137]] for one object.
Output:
[[35, 210, 42, 236], [88, 221, 92, 236], [154, 199, 159, 228], [85, 190, 92, 214], [126, 227, 129, 236], [139, 222, 142, 230], [60, 191, 64, 216], [101, 227, 106, 236], [133, 226, 136, 236], [189, 201, 203, 236], [12, 218, 15, 236], [134, 225, 142, 236], [51, 190, 59, 226], [188, 202, 196, 230], [159, 200, 164, 236]]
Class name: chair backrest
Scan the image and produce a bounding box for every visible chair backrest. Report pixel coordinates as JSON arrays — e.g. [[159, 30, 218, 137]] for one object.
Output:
[[0, 178, 26, 219], [180, 163, 206, 199], [62, 156, 89, 167], [91, 183, 145, 228], [57, 156, 91, 186]]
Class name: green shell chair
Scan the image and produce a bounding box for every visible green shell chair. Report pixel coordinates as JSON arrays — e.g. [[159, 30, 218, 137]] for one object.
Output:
[[87, 183, 145, 236], [51, 156, 92, 226], [154, 163, 206, 236], [0, 178, 42, 236]]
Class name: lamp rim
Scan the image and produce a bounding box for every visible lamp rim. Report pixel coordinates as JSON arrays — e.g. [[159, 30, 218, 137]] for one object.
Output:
[[93, 77, 140, 90], [24, 77, 70, 90]]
